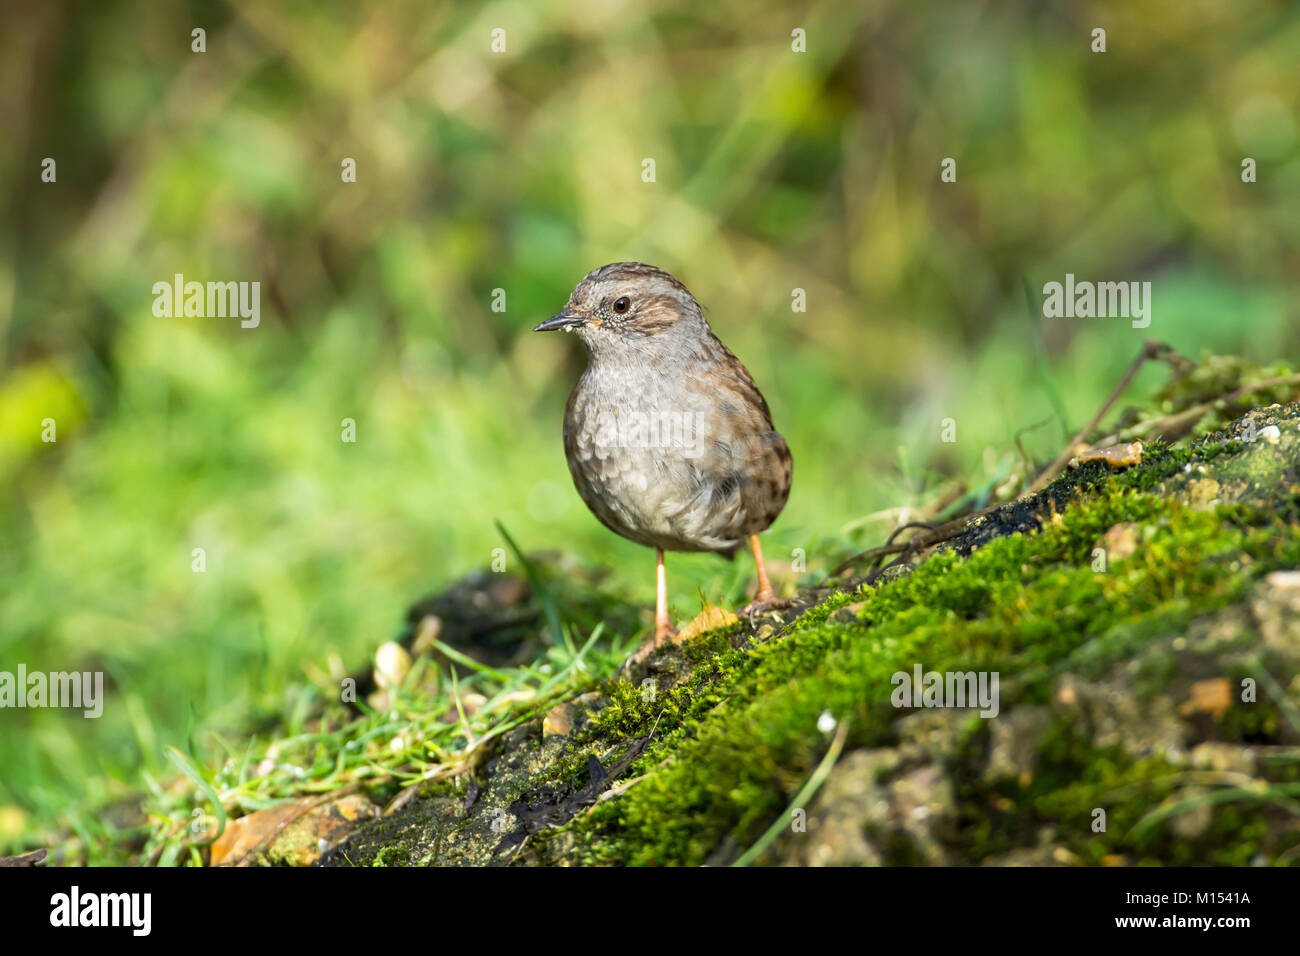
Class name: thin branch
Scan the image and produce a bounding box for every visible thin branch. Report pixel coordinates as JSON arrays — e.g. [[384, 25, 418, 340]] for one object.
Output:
[[1029, 339, 1170, 492]]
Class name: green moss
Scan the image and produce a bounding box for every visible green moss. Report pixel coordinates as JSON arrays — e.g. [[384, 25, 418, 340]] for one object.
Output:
[[548, 472, 1300, 865], [370, 845, 411, 866], [327, 400, 1300, 868]]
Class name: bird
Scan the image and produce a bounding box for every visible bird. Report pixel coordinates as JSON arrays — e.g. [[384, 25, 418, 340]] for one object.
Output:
[[533, 261, 793, 655]]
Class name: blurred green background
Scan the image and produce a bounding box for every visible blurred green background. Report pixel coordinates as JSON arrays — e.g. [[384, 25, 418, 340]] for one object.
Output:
[[1, 0, 1298, 853]]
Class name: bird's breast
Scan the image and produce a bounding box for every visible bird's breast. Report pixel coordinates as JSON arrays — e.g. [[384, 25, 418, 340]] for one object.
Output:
[[561, 359, 791, 553]]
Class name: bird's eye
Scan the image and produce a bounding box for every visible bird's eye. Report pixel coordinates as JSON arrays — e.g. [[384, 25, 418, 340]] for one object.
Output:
[[613, 296, 630, 313]]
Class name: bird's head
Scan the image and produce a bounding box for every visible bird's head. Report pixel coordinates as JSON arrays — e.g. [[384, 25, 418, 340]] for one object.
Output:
[[533, 262, 704, 356]]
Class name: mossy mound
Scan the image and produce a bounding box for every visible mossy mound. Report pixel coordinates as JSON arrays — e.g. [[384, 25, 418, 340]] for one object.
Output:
[[324, 402, 1300, 867]]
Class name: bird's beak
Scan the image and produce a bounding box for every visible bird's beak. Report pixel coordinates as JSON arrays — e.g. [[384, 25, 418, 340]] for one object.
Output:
[[533, 307, 592, 332]]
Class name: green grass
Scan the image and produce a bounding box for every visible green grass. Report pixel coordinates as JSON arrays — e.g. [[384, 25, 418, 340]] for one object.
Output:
[[4, 0, 1300, 858], [4, 335, 1298, 859]]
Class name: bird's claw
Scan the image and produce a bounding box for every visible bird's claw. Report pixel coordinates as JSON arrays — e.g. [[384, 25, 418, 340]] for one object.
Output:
[[740, 596, 795, 628], [623, 623, 679, 669]]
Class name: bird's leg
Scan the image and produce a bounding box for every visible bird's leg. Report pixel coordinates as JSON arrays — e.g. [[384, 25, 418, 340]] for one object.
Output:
[[624, 550, 677, 668], [653, 548, 676, 646], [749, 534, 776, 604], [740, 533, 793, 623]]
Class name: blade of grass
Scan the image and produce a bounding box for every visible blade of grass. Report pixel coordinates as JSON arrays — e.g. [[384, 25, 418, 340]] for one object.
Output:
[[732, 717, 849, 867], [1021, 275, 1069, 442], [165, 746, 227, 846], [429, 636, 513, 683], [495, 520, 565, 645], [1130, 782, 1300, 840]]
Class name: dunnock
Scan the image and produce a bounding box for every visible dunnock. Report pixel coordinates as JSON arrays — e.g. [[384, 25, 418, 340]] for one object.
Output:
[[534, 262, 793, 652]]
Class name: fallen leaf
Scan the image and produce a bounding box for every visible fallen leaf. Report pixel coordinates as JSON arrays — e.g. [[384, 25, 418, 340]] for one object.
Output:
[[266, 794, 377, 866], [1178, 678, 1232, 721], [542, 701, 576, 738], [675, 605, 739, 643], [210, 791, 376, 866], [209, 801, 304, 866], [1072, 440, 1144, 469]]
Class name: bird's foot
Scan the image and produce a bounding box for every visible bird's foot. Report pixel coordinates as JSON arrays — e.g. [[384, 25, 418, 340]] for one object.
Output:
[[739, 594, 795, 628]]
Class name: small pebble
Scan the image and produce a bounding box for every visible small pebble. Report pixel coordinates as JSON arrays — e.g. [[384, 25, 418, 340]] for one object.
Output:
[[374, 641, 412, 691]]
